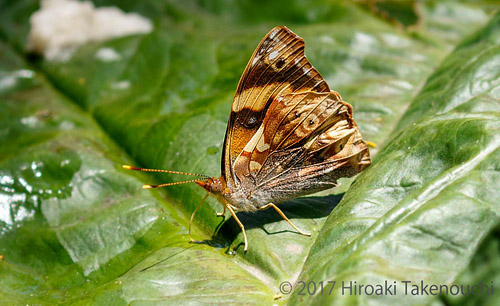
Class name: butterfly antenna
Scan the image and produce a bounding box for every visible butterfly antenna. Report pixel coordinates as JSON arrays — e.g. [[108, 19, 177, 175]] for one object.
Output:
[[123, 165, 209, 178], [123, 165, 210, 189]]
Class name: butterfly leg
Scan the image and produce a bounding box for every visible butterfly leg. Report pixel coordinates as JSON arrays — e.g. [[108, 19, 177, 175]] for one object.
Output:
[[260, 203, 311, 236], [189, 193, 209, 243], [225, 204, 248, 252], [216, 205, 226, 217]]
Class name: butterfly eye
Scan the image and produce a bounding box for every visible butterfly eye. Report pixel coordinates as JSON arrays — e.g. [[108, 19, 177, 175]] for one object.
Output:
[[309, 119, 315, 125], [295, 112, 300, 118]]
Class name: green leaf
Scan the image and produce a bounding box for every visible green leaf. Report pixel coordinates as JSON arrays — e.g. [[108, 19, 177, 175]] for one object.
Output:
[[444, 228, 500, 305], [292, 12, 500, 305], [1, 1, 499, 305]]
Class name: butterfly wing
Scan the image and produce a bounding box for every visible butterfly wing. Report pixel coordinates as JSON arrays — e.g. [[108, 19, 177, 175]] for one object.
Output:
[[222, 26, 330, 187], [233, 88, 370, 197], [252, 91, 370, 202]]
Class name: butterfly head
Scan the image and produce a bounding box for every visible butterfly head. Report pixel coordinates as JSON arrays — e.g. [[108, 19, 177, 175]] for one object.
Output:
[[195, 177, 225, 195]]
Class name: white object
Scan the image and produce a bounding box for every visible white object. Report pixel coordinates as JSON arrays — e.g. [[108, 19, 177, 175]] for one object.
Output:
[[27, 0, 153, 61]]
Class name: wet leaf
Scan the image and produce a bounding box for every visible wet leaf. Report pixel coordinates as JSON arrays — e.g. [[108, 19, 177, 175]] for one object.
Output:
[[0, 1, 499, 305]]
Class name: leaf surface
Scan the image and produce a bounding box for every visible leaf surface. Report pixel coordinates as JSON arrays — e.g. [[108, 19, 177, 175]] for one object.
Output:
[[0, 1, 499, 304]]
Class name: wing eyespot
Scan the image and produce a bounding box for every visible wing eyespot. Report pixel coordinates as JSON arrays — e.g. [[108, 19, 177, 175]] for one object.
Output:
[[245, 115, 258, 128], [276, 58, 285, 69]]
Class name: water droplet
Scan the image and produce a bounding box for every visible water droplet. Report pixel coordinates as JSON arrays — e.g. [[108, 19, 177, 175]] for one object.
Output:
[[111, 80, 130, 90], [95, 47, 121, 62], [20, 116, 40, 128], [59, 121, 75, 130], [0, 175, 14, 185], [18, 178, 33, 193]]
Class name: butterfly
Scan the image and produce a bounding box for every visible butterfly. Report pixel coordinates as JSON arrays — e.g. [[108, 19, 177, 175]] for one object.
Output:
[[124, 26, 371, 252]]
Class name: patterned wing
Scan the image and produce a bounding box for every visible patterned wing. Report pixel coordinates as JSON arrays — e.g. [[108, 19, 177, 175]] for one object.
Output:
[[257, 92, 370, 191], [222, 26, 330, 187], [235, 90, 370, 197]]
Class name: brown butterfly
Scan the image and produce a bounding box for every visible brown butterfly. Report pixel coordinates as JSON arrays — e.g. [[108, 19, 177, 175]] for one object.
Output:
[[124, 26, 371, 251]]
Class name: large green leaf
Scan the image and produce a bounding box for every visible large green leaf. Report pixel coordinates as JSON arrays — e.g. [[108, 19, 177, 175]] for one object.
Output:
[[292, 12, 500, 305], [1, 1, 499, 305]]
